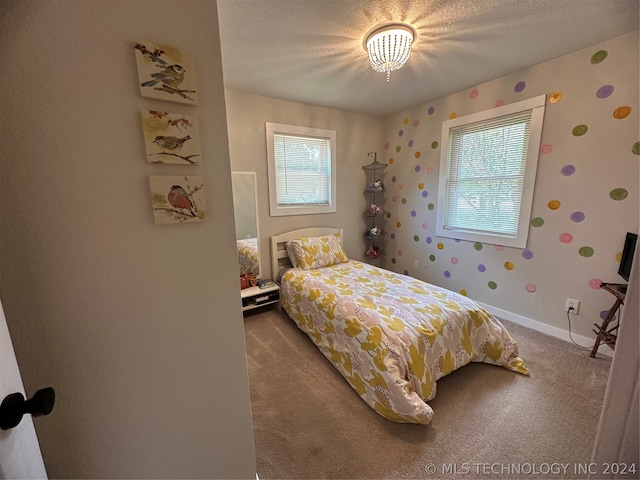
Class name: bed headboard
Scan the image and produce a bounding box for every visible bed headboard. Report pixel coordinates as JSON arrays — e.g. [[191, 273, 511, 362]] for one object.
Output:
[[270, 227, 344, 282]]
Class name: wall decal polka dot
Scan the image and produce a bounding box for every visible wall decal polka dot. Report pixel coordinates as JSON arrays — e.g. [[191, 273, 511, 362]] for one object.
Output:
[[488, 281, 498, 289], [413, 235, 419, 242], [444, 270, 451, 278], [422, 223, 427, 229], [413, 120, 420, 127], [431, 141, 438, 149], [437, 242, 444, 250], [561, 165, 576, 176], [449, 113, 457, 119], [391, 257, 397, 264], [572, 124, 588, 136], [397, 250, 403, 256], [613, 106, 632, 119], [632, 142, 640, 155], [540, 144, 553, 154], [391, 175, 397, 182], [495, 100, 505, 107], [428, 203, 435, 211], [525, 284, 537, 293], [522, 250, 534, 260], [559, 233, 573, 243], [451, 257, 459, 264], [429, 254, 436, 261], [396, 221, 402, 228], [600, 310, 616, 321], [548, 200, 561, 210], [504, 261, 514, 270], [421, 191, 428, 198], [415, 151, 421, 158], [470, 89, 479, 99], [616, 251, 623, 263], [389, 158, 394, 165], [570, 211, 585, 222], [474, 242, 483, 251], [531, 217, 544, 227], [418, 182, 424, 189], [549, 91, 563, 103], [514, 81, 526, 93], [390, 233, 395, 240], [589, 278, 602, 290], [460, 289, 468, 296], [399, 130, 404, 137], [596, 85, 614, 99], [411, 210, 416, 217], [386, 212, 392, 218], [426, 236, 432, 244], [408, 140, 414, 147], [579, 246, 594, 257], [384, 142, 390, 149], [495, 245, 504, 251], [396, 145, 401, 152], [426, 167, 434, 175], [428, 106, 435, 115], [478, 264, 486, 272], [591, 50, 608, 64], [401, 198, 406, 206], [414, 165, 421, 172], [398, 182, 404, 189], [610, 188, 628, 201], [403, 118, 409, 125]]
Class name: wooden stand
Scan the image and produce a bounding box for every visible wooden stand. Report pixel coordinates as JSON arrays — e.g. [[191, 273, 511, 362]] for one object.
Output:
[[590, 282, 627, 357]]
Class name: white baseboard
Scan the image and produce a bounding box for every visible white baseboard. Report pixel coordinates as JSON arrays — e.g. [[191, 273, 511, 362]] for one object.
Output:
[[478, 301, 614, 358]]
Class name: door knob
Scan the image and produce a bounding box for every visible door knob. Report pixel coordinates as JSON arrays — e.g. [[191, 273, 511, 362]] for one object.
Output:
[[0, 387, 55, 430]]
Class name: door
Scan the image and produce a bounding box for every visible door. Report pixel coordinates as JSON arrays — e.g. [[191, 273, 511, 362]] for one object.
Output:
[[0, 297, 47, 479]]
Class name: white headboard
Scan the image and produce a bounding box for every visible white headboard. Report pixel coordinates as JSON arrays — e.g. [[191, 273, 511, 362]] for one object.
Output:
[[270, 227, 344, 282]]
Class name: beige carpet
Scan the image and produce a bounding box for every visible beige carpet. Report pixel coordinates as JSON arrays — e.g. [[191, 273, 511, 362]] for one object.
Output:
[[244, 307, 612, 479]]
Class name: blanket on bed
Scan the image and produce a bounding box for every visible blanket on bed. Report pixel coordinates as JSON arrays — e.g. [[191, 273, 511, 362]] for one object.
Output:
[[281, 260, 528, 425]]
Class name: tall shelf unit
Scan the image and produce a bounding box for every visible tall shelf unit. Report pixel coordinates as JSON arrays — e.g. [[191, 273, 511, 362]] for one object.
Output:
[[362, 152, 387, 261]]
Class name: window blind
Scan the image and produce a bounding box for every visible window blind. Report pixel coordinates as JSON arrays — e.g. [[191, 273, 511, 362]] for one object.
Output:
[[444, 110, 532, 237], [273, 133, 331, 206]]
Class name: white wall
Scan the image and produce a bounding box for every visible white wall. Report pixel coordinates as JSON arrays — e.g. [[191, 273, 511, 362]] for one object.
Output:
[[0, 1, 256, 478]]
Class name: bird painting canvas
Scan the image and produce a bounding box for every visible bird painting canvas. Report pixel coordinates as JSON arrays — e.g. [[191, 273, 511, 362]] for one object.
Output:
[[134, 42, 197, 105], [149, 175, 206, 224], [141, 110, 201, 165]]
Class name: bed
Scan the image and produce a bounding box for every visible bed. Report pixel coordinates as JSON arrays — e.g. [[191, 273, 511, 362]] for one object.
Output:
[[237, 237, 260, 275], [271, 227, 529, 425]]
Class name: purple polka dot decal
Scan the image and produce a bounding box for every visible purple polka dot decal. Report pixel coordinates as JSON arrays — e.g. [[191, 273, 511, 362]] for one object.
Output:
[[422, 191, 428, 198], [559, 233, 573, 244], [390, 233, 396, 239], [561, 165, 576, 176], [426, 236, 432, 244], [428, 106, 435, 115], [570, 211, 585, 222], [411, 210, 417, 217], [596, 85, 614, 99], [408, 140, 414, 147], [522, 250, 534, 260], [478, 264, 486, 273], [398, 130, 404, 137], [391, 176, 397, 182], [514, 81, 526, 93], [414, 165, 420, 172], [444, 271, 451, 278]]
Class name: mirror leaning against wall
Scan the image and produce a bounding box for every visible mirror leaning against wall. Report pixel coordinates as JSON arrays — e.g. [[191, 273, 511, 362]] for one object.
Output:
[[231, 172, 261, 286]]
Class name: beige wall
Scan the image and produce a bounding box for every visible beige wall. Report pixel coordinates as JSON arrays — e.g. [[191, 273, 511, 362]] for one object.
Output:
[[0, 1, 256, 478], [225, 90, 385, 279]]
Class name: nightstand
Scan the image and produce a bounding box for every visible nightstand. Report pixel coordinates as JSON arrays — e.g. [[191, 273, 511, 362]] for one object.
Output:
[[590, 282, 627, 357], [240, 284, 280, 312]]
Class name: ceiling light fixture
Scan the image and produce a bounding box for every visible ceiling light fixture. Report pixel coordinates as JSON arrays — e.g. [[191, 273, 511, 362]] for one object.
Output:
[[365, 23, 416, 83]]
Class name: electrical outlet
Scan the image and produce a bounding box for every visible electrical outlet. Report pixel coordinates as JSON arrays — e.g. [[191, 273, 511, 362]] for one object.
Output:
[[413, 259, 419, 270], [565, 298, 580, 314]]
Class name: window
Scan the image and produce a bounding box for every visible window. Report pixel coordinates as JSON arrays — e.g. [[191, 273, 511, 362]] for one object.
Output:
[[436, 95, 546, 248], [266, 122, 336, 216]]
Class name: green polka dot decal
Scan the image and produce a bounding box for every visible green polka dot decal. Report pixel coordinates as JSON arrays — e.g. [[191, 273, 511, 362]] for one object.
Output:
[[591, 50, 608, 64], [579, 246, 594, 257], [633, 142, 640, 155], [488, 281, 497, 290], [474, 242, 483, 251], [413, 235, 419, 242], [610, 188, 628, 201], [428, 203, 435, 211], [429, 255, 436, 262], [431, 141, 438, 149], [572, 124, 588, 136], [531, 217, 544, 227]]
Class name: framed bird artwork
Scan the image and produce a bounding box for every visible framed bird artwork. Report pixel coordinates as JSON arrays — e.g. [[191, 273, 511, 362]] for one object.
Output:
[[141, 110, 201, 165], [134, 42, 198, 105], [149, 175, 206, 224]]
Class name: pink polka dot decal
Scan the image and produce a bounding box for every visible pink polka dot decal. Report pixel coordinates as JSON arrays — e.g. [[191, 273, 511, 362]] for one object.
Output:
[[413, 119, 420, 127], [384, 142, 390, 149], [470, 89, 479, 99], [495, 99, 505, 107], [559, 233, 573, 243], [589, 278, 602, 290], [451, 257, 459, 264], [540, 144, 553, 154], [525, 284, 537, 293]]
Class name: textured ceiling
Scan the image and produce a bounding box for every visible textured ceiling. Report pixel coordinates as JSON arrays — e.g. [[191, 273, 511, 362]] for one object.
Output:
[[217, 0, 639, 117]]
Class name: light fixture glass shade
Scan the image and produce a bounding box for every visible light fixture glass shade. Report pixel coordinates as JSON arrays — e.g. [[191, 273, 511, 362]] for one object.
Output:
[[365, 24, 415, 83]]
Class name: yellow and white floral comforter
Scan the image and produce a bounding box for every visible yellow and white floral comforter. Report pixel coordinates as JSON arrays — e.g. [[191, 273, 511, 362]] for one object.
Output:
[[237, 238, 259, 275], [281, 260, 529, 425]]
